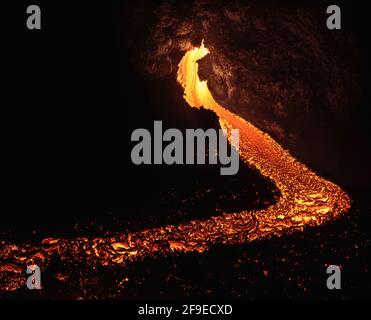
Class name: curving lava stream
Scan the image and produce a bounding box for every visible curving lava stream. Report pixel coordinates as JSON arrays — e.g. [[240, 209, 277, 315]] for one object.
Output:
[[0, 42, 350, 293]]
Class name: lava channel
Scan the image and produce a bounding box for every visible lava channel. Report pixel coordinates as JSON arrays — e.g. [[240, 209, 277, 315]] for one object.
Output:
[[0, 42, 351, 292]]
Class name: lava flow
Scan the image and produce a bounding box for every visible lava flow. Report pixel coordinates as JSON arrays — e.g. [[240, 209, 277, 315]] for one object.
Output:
[[0, 42, 350, 293], [177, 41, 350, 230]]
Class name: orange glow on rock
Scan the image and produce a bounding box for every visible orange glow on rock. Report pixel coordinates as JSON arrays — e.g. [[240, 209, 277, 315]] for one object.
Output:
[[0, 42, 351, 292], [176, 41, 350, 237]]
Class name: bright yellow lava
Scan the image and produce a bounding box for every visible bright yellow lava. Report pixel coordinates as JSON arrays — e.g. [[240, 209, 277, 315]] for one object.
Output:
[[0, 42, 351, 292], [177, 41, 351, 234]]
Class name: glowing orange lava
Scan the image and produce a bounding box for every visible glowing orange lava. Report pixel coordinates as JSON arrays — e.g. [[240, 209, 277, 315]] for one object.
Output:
[[177, 41, 350, 233], [0, 42, 351, 292]]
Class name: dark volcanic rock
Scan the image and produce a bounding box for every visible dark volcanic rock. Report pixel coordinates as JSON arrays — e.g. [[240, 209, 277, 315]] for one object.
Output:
[[123, 0, 368, 189]]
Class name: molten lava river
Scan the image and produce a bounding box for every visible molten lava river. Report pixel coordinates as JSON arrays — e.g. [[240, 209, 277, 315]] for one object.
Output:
[[0, 43, 350, 292]]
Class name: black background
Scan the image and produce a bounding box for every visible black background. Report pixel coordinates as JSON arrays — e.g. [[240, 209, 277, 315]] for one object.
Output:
[[2, 0, 371, 301], [2, 0, 281, 240]]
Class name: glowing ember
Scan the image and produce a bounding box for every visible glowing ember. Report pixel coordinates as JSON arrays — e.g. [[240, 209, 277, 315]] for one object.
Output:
[[0, 42, 350, 292]]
